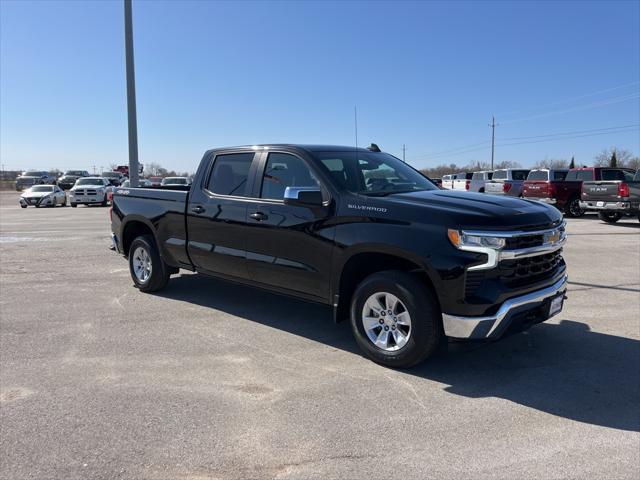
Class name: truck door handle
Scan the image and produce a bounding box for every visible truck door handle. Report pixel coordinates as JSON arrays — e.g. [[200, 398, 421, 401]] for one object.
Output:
[[250, 211, 268, 221], [191, 206, 205, 214]]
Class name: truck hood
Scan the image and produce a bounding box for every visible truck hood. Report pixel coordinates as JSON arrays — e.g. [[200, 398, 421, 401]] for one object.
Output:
[[378, 189, 563, 230], [21, 191, 51, 199]]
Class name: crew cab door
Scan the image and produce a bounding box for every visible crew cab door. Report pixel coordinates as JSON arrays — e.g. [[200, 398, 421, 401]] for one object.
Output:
[[245, 151, 334, 301], [186, 151, 259, 280]]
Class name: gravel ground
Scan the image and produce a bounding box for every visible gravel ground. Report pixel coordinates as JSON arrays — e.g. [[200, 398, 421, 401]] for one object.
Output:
[[1, 190, 638, 480]]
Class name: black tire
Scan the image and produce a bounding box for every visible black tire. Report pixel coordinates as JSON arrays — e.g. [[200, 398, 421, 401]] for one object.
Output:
[[598, 211, 621, 223], [128, 234, 170, 292], [71, 203, 77, 208], [61, 196, 67, 207], [20, 204, 27, 209], [564, 197, 585, 218], [101, 196, 108, 207], [350, 270, 443, 368]]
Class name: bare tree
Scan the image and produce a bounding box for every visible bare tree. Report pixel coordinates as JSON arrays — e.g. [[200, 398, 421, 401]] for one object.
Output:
[[594, 147, 633, 167], [494, 160, 522, 169], [534, 157, 569, 169]]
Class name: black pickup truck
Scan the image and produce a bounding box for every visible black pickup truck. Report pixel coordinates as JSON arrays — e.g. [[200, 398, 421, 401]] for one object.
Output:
[[580, 169, 640, 223], [111, 144, 568, 368]]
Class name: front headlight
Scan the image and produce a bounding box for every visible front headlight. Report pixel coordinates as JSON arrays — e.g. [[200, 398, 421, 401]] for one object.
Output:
[[447, 229, 506, 250]]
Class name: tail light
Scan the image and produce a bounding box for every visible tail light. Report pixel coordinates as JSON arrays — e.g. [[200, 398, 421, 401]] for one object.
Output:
[[503, 183, 512, 193], [465, 180, 470, 190], [618, 182, 629, 197]]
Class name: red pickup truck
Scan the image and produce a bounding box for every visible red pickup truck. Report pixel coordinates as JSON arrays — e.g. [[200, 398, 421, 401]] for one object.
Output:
[[522, 167, 635, 217]]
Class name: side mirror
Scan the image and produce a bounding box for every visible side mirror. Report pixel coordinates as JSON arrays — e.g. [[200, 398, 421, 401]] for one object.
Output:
[[284, 186, 324, 207]]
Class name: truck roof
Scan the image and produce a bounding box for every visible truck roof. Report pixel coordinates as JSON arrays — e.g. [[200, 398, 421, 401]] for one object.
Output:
[[206, 144, 378, 154]]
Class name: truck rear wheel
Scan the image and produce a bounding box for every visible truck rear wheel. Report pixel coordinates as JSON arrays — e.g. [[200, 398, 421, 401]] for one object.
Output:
[[598, 211, 621, 223], [128, 234, 170, 292], [350, 270, 443, 368]]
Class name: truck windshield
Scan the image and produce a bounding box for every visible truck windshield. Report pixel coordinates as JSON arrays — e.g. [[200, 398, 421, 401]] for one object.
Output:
[[315, 151, 436, 195]]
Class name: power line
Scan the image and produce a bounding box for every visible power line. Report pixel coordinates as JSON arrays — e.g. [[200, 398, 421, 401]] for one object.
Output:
[[500, 123, 640, 141], [418, 125, 639, 161], [500, 93, 640, 125], [496, 81, 640, 118]]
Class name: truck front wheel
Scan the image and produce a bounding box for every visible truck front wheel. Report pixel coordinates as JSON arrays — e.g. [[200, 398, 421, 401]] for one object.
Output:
[[350, 270, 443, 368], [128, 234, 170, 292]]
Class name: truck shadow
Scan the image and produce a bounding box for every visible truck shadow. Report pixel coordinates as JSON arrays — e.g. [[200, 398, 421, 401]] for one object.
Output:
[[158, 273, 639, 432]]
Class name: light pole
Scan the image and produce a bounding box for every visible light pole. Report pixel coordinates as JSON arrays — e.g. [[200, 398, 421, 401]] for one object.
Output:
[[124, 0, 140, 187]]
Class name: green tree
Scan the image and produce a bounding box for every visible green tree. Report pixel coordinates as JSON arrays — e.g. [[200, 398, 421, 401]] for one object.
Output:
[[610, 150, 617, 167], [569, 156, 575, 169]]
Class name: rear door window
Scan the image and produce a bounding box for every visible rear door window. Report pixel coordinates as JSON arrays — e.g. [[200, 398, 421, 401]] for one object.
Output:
[[493, 170, 507, 180], [206, 152, 255, 197], [553, 171, 568, 180]]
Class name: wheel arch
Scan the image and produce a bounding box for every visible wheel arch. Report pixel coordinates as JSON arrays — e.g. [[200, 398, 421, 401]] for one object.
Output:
[[120, 216, 159, 258], [332, 246, 440, 323]]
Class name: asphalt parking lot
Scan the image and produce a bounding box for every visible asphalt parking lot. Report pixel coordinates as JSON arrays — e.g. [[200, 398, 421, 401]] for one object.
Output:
[[0, 190, 638, 480]]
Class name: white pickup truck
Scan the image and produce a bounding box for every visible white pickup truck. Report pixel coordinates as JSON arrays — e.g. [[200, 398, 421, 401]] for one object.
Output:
[[469, 171, 493, 192], [485, 169, 530, 197], [451, 173, 473, 191]]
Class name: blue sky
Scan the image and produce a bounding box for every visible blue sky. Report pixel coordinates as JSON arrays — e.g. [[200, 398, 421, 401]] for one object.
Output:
[[1, 0, 639, 173]]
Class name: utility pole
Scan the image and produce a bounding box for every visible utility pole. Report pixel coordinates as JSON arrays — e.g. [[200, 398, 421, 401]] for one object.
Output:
[[402, 144, 406, 162], [92, 165, 96, 174], [488, 116, 498, 170], [100, 166, 104, 174], [124, 0, 140, 187]]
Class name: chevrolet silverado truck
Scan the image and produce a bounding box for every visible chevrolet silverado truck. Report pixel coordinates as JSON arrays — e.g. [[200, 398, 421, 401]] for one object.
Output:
[[523, 167, 636, 217], [580, 169, 640, 223], [110, 144, 568, 368]]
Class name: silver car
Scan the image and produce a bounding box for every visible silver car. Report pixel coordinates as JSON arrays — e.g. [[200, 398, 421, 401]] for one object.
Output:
[[19, 185, 67, 208]]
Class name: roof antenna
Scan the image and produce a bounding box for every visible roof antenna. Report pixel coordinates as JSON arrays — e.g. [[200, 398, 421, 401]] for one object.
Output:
[[354, 105, 359, 164]]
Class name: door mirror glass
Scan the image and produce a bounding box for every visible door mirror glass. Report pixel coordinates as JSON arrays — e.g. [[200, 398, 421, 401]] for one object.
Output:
[[284, 187, 324, 207]]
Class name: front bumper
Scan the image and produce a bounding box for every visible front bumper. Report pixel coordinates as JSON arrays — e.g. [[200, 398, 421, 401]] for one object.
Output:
[[579, 200, 630, 211], [442, 274, 568, 339], [70, 194, 104, 204]]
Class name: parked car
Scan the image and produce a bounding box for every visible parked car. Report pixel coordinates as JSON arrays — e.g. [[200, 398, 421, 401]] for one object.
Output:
[[19, 185, 67, 208], [57, 170, 91, 190], [469, 171, 493, 192], [101, 171, 126, 187], [111, 144, 567, 368], [441, 174, 453, 189], [148, 176, 164, 187], [579, 169, 640, 223], [15, 171, 56, 191], [451, 172, 474, 191], [485, 169, 530, 197], [161, 176, 190, 187], [69, 177, 110, 207], [430, 178, 443, 188], [523, 167, 635, 217]]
